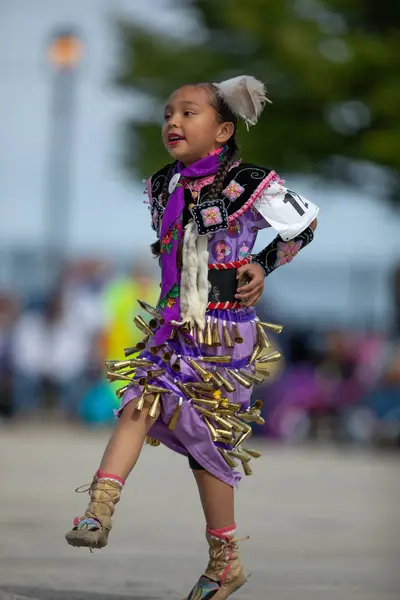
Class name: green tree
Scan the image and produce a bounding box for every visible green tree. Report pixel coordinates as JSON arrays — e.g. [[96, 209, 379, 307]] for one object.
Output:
[[115, 0, 400, 201]]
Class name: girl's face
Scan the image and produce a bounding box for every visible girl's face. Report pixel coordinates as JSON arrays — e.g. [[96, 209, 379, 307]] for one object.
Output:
[[162, 85, 234, 165]]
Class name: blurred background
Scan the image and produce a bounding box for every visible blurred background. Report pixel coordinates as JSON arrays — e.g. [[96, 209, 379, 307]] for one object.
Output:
[[1, 0, 400, 447]]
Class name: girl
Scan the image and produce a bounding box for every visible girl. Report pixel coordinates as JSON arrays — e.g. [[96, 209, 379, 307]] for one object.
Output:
[[65, 76, 319, 600]]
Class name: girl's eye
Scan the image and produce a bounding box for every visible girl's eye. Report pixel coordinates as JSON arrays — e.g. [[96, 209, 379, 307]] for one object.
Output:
[[164, 113, 171, 121], [184, 111, 195, 117]]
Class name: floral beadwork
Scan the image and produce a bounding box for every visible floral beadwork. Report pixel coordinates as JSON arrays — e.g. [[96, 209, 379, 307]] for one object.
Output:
[[190, 199, 229, 236], [160, 223, 180, 255], [223, 180, 245, 201], [158, 283, 179, 310], [239, 241, 251, 259], [201, 206, 223, 226], [212, 240, 232, 263], [275, 239, 304, 267], [227, 219, 242, 238]]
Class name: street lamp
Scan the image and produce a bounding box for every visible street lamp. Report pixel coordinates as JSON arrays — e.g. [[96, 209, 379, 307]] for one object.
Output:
[[44, 29, 83, 287]]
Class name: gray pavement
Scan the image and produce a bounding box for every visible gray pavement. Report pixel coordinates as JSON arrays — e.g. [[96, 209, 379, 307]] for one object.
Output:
[[1, 423, 399, 600]]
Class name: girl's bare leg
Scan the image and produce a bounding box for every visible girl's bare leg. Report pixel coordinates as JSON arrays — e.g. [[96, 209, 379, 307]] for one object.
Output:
[[98, 396, 157, 479], [192, 469, 235, 530], [65, 395, 158, 549]]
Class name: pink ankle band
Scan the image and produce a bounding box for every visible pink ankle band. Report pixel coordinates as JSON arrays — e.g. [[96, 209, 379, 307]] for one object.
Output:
[[97, 470, 125, 487], [207, 524, 236, 540]]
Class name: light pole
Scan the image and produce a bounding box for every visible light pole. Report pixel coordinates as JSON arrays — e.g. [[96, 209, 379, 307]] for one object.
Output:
[[45, 29, 83, 287]]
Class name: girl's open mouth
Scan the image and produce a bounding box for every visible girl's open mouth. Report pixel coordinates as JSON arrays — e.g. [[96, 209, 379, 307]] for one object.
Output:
[[168, 134, 185, 146]]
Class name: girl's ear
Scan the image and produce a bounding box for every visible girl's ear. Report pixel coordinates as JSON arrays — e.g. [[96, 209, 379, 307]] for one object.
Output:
[[216, 121, 235, 144]]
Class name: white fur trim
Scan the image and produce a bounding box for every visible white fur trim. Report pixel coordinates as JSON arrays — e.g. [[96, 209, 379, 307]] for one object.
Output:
[[171, 221, 209, 329]]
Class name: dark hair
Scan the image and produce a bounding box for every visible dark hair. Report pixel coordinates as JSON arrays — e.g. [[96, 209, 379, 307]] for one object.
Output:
[[151, 83, 240, 257]]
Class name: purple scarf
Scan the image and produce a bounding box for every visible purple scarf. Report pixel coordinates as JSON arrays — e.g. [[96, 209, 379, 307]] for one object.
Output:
[[154, 149, 225, 344]]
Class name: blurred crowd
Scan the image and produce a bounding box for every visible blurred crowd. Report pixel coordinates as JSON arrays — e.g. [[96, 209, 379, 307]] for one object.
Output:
[[1, 259, 400, 448]]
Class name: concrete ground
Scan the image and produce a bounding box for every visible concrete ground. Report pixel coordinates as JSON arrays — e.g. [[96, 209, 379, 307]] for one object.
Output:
[[0, 423, 399, 600]]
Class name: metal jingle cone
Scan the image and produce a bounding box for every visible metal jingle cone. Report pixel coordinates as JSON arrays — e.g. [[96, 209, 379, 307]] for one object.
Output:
[[116, 384, 130, 399], [205, 371, 222, 388], [168, 397, 183, 431], [258, 321, 284, 334], [201, 355, 232, 364], [218, 408, 238, 418], [171, 358, 181, 372], [216, 429, 234, 441], [256, 322, 271, 349], [135, 390, 146, 411], [188, 381, 215, 391], [148, 393, 161, 419], [204, 317, 213, 346], [167, 327, 176, 341], [197, 328, 205, 345], [238, 369, 264, 385], [228, 448, 251, 463], [106, 371, 132, 383], [227, 402, 242, 412], [227, 415, 248, 433], [192, 388, 217, 400], [137, 299, 164, 322], [188, 358, 212, 382], [209, 369, 224, 387], [222, 321, 234, 348], [255, 366, 270, 379], [243, 448, 262, 459], [105, 360, 119, 371], [162, 351, 173, 362], [217, 447, 238, 469], [215, 372, 236, 394], [192, 398, 219, 410], [148, 317, 159, 331], [147, 368, 166, 379], [227, 369, 253, 390], [194, 405, 217, 420], [252, 399, 264, 411], [131, 358, 154, 367], [133, 315, 154, 337], [174, 380, 194, 399], [145, 383, 170, 394], [249, 344, 262, 365], [233, 425, 253, 448], [236, 411, 258, 423], [212, 414, 234, 431], [124, 335, 150, 356], [150, 344, 164, 355], [145, 436, 161, 447], [231, 323, 243, 344], [256, 350, 282, 364], [242, 460, 253, 476], [211, 320, 222, 347], [204, 417, 218, 442]]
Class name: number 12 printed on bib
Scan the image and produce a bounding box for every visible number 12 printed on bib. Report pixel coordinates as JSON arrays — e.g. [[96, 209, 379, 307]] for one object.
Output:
[[253, 180, 319, 241]]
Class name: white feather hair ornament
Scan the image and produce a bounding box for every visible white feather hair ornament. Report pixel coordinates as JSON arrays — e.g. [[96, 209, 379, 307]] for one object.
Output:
[[213, 75, 271, 129]]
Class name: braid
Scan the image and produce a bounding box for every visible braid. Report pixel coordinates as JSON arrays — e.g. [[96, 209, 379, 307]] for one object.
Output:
[[207, 138, 239, 201], [150, 162, 177, 257]]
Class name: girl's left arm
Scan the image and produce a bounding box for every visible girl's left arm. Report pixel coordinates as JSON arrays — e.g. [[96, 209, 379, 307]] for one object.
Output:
[[235, 178, 319, 306]]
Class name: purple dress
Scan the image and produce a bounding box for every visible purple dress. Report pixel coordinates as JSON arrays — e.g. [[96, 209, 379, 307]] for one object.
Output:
[[111, 162, 318, 487]]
